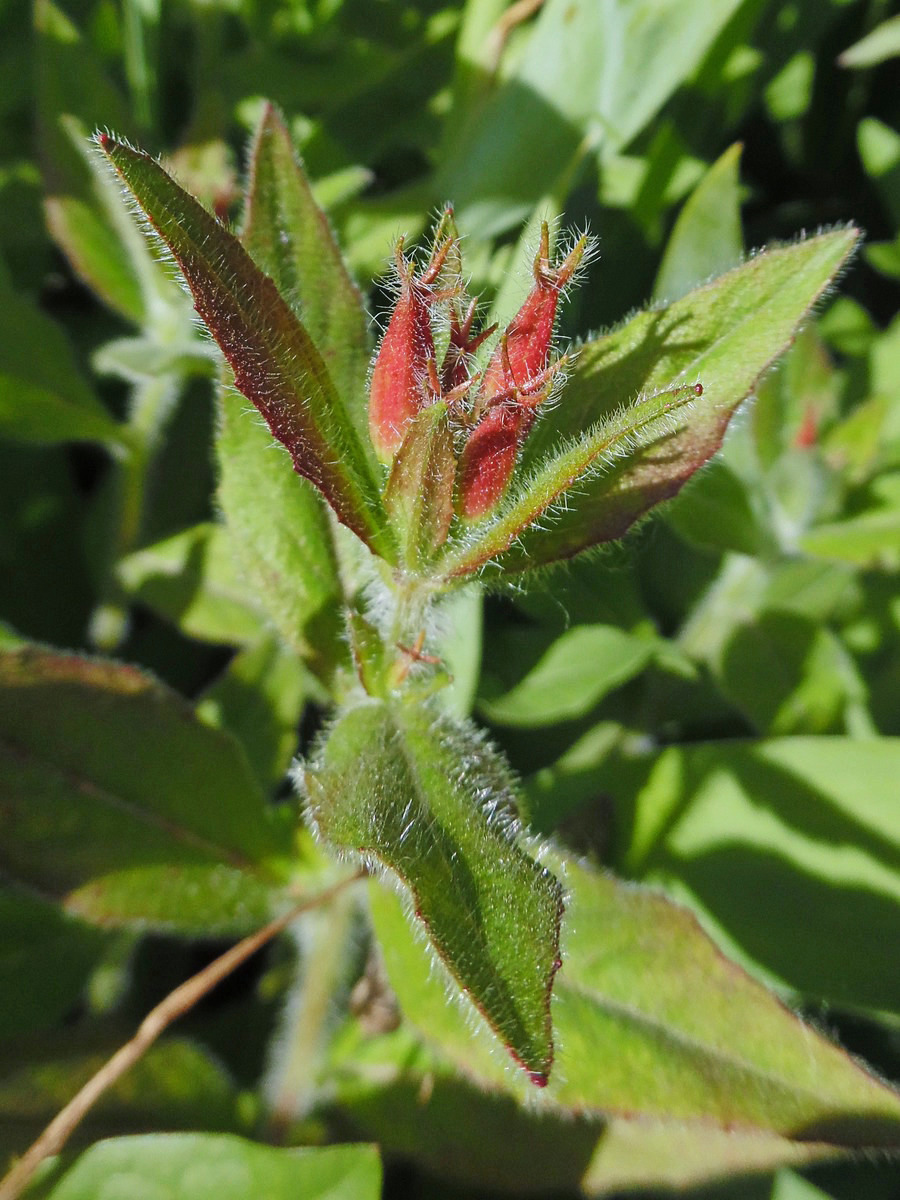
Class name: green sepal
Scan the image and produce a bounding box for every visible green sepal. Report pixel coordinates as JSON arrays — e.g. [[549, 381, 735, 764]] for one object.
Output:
[[384, 402, 457, 569]]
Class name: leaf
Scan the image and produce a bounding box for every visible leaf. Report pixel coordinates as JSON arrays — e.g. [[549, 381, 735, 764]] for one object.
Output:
[[801, 508, 900, 570], [839, 14, 900, 68], [623, 738, 900, 1013], [331, 1050, 839, 1196], [664, 460, 773, 556], [116, 523, 267, 645], [441, 228, 859, 578], [653, 141, 744, 303], [35, 1, 153, 322], [439, 0, 748, 237], [369, 853, 900, 1140], [197, 633, 313, 793], [302, 700, 563, 1085], [478, 625, 654, 726], [46, 1135, 381, 1200], [216, 383, 345, 677], [0, 648, 291, 934], [0, 1038, 240, 1143], [0, 290, 123, 447], [98, 136, 395, 561], [0, 887, 105, 1038], [241, 104, 372, 452]]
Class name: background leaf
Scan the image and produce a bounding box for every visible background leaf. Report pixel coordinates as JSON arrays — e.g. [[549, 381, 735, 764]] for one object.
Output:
[[46, 1135, 381, 1200], [621, 737, 900, 1013], [369, 852, 900, 1139], [0, 647, 291, 933]]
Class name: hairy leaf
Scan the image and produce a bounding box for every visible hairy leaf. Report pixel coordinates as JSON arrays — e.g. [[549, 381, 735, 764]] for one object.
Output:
[[369, 854, 900, 1142], [302, 700, 563, 1085], [98, 136, 394, 560], [242, 104, 372, 450], [0, 648, 291, 933], [442, 229, 859, 578]]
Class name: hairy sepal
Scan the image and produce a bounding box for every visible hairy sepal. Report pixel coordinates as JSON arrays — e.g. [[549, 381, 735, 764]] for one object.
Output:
[[300, 699, 563, 1086], [440, 384, 701, 580], [97, 134, 394, 562]]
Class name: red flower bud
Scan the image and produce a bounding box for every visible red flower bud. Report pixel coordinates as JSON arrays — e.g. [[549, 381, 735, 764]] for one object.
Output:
[[457, 402, 531, 520], [368, 240, 449, 462], [479, 224, 587, 407]]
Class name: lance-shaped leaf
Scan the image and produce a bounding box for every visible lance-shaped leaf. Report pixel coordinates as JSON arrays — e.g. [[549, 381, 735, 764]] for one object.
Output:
[[369, 854, 900, 1144], [439, 228, 859, 579], [97, 135, 395, 562], [301, 700, 563, 1085], [242, 104, 372, 453], [0, 647, 292, 934]]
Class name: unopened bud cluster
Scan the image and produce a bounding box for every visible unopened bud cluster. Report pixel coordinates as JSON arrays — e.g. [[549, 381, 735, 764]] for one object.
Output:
[[369, 213, 588, 533]]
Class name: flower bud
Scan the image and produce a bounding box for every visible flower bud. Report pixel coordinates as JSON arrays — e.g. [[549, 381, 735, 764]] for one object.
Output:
[[368, 239, 449, 462], [478, 224, 587, 407]]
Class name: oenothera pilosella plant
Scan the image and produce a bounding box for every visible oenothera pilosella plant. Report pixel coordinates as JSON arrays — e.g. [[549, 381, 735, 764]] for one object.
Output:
[[97, 111, 859, 1085]]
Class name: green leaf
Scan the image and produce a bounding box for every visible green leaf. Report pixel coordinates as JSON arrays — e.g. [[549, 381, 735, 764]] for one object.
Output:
[[717, 616, 860, 734], [216, 384, 345, 676], [303, 700, 563, 1085], [839, 14, 900, 68], [653, 141, 744, 303], [36, 1, 150, 322], [369, 853, 900, 1139], [197, 633, 313, 792], [478, 625, 654, 727], [0, 1038, 241, 1145], [440, 0, 747, 237], [664, 460, 772, 556], [0, 648, 291, 934], [801, 508, 900, 570], [332, 1046, 839, 1196], [241, 104, 372, 453], [624, 738, 900, 1013], [442, 228, 859, 578], [46, 1135, 381, 1200], [0, 887, 105, 1038], [116, 523, 267, 646], [98, 136, 395, 562], [0, 290, 123, 447]]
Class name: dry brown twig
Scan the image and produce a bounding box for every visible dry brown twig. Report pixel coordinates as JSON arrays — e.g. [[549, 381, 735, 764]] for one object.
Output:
[[0, 870, 366, 1200]]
